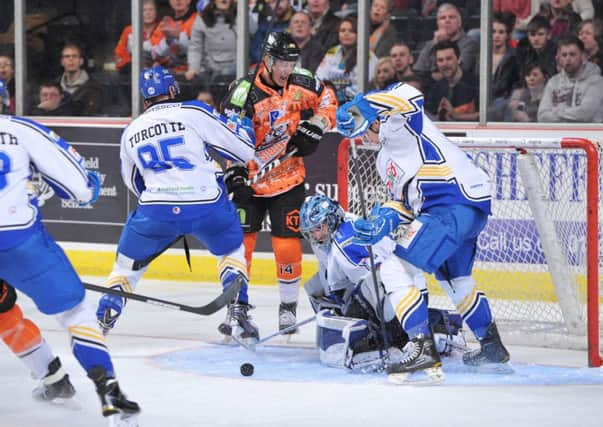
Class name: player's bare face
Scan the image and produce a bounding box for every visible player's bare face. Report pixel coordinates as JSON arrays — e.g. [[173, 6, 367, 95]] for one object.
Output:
[[308, 223, 329, 244], [269, 59, 296, 87]]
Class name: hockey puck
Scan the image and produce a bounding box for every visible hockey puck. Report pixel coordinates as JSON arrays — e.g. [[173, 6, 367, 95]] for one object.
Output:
[[240, 362, 254, 377]]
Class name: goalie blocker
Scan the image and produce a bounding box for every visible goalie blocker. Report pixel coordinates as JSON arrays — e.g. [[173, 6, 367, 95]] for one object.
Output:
[[317, 308, 467, 371]]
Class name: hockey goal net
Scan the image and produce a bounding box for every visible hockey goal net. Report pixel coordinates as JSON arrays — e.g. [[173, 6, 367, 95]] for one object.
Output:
[[337, 137, 603, 367]]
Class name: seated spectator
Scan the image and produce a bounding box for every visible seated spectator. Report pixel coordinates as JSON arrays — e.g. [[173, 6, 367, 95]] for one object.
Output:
[[538, 35, 603, 122], [57, 43, 103, 116], [0, 78, 10, 114], [250, 0, 294, 65], [305, 0, 341, 72], [516, 15, 558, 80], [152, 0, 197, 74], [424, 40, 479, 121], [578, 18, 603, 73], [29, 82, 75, 116], [289, 11, 323, 72], [413, 3, 479, 91], [505, 62, 549, 122], [368, 57, 398, 90], [0, 55, 14, 114], [539, 0, 582, 40], [186, 0, 240, 83], [493, 0, 541, 36], [390, 42, 415, 81], [369, 0, 399, 58], [488, 11, 520, 120], [114, 0, 162, 75], [316, 16, 378, 103]]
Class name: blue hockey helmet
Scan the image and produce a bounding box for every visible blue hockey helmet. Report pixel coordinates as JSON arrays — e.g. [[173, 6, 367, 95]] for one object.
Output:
[[140, 66, 180, 100], [300, 194, 344, 244]]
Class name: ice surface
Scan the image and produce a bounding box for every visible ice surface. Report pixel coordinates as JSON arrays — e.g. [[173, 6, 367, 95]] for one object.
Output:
[[2, 278, 602, 427]]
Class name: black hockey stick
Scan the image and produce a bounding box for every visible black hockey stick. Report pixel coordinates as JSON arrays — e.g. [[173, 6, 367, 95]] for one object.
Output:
[[83, 278, 242, 316], [349, 137, 390, 367]]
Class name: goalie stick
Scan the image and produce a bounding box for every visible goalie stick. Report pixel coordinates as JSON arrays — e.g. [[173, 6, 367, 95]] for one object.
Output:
[[83, 278, 242, 316]]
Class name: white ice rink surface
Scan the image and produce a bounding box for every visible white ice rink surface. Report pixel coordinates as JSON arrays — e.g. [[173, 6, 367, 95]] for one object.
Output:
[[2, 278, 602, 427]]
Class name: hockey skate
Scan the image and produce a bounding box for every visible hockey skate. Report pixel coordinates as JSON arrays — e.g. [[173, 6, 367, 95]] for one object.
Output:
[[386, 335, 445, 385], [88, 366, 140, 427], [462, 322, 511, 373], [32, 357, 76, 402], [218, 303, 259, 350], [278, 302, 298, 337]]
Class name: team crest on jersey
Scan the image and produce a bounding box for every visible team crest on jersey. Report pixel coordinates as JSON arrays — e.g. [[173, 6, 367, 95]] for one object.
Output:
[[384, 160, 400, 193], [269, 110, 284, 127]]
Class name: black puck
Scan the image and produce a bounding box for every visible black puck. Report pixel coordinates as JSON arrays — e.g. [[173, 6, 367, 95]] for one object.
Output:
[[240, 362, 254, 376]]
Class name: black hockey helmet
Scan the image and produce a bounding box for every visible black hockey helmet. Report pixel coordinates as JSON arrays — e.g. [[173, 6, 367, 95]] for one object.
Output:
[[264, 31, 300, 62]]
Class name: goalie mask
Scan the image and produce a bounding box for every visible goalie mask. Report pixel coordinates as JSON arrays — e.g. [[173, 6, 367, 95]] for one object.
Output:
[[139, 66, 180, 100], [300, 194, 344, 245]]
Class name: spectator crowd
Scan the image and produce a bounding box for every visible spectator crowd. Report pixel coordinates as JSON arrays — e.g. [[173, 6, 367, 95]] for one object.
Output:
[[1, 0, 603, 124]]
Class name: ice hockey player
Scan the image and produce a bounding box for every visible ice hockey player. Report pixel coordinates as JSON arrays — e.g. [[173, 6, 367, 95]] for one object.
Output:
[[221, 31, 337, 336], [300, 194, 466, 379], [336, 83, 510, 382], [96, 66, 260, 347], [0, 280, 75, 401], [0, 114, 139, 421]]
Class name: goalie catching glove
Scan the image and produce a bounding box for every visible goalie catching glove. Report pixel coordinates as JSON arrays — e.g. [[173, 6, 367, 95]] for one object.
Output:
[[224, 163, 255, 204], [287, 120, 323, 157]]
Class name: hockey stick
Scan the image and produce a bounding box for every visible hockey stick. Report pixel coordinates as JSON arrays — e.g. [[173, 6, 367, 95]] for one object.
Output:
[[232, 314, 317, 352], [349, 137, 390, 367], [83, 278, 242, 316], [245, 147, 297, 186]]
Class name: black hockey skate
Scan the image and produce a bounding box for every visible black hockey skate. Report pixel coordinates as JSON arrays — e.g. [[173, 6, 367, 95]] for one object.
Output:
[[218, 303, 259, 348], [463, 322, 510, 370], [278, 302, 298, 335], [88, 366, 140, 420], [386, 334, 445, 385], [32, 357, 76, 402]]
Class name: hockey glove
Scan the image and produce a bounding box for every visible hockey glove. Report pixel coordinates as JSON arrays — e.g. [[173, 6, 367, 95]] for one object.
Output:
[[80, 170, 101, 206], [336, 93, 379, 138], [352, 206, 402, 245], [287, 120, 323, 157], [224, 163, 254, 204], [96, 293, 125, 333]]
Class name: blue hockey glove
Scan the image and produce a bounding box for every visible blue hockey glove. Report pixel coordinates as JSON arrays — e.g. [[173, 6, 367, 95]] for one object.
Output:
[[96, 293, 125, 333], [336, 93, 379, 138], [80, 170, 101, 206], [352, 206, 402, 245]]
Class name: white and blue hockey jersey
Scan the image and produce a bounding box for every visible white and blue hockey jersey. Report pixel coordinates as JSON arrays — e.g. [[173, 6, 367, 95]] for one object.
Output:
[[312, 214, 421, 295], [366, 83, 491, 216], [0, 115, 93, 250], [120, 100, 256, 220]]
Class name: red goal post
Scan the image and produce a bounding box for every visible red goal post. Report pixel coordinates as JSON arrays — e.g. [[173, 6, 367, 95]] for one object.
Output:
[[337, 136, 602, 367]]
